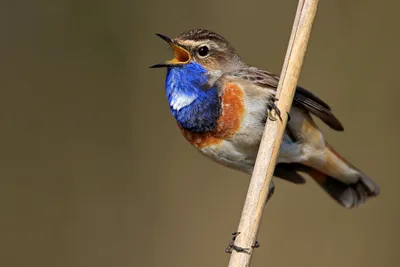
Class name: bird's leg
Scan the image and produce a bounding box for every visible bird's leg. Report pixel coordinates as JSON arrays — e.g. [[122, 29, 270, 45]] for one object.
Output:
[[267, 97, 282, 122], [225, 232, 260, 254], [266, 181, 275, 203]]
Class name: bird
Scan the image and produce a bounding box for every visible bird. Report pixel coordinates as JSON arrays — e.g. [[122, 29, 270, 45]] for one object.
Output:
[[151, 29, 380, 208]]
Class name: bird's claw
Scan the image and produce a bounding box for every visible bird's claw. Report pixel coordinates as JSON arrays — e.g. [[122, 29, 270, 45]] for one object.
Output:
[[268, 97, 282, 122], [225, 232, 260, 254]]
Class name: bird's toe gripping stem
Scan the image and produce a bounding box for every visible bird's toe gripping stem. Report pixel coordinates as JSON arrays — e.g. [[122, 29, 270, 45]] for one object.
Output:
[[267, 97, 291, 122], [267, 97, 282, 122]]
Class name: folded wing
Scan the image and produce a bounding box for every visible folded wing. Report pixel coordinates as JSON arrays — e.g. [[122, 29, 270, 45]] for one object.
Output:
[[226, 67, 344, 131]]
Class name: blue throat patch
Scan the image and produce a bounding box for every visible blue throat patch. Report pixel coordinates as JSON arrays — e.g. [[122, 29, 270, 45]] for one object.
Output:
[[165, 62, 220, 133]]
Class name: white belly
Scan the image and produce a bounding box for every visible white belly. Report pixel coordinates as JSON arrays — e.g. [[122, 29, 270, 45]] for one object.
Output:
[[196, 92, 303, 174]]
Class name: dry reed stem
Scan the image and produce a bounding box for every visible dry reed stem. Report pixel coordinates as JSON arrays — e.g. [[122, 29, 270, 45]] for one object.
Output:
[[227, 1, 319, 266]]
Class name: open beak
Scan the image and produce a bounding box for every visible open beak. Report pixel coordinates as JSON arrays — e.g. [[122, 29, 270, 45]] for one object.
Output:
[[150, 34, 191, 68]]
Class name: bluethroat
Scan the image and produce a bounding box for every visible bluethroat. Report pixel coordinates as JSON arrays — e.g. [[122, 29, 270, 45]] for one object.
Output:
[[151, 29, 379, 208]]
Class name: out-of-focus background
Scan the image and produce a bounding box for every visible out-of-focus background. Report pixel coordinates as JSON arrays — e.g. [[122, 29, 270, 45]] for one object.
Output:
[[1, 0, 399, 266]]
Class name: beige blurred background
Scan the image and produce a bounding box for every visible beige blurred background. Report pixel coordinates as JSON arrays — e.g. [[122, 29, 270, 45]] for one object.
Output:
[[0, 0, 399, 266]]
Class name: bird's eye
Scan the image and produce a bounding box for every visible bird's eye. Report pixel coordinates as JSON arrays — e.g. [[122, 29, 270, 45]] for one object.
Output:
[[197, 46, 210, 57]]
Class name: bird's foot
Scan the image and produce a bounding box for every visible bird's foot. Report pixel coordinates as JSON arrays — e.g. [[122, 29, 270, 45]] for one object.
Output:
[[267, 97, 282, 122], [267, 182, 275, 203]]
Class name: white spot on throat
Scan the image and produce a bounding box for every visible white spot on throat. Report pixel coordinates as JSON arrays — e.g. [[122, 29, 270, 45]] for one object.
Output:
[[170, 92, 197, 111]]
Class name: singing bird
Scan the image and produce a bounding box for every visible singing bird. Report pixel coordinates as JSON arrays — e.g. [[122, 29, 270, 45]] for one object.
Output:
[[151, 29, 379, 208]]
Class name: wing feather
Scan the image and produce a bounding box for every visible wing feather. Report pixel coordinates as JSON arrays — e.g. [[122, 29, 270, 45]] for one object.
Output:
[[223, 68, 344, 131]]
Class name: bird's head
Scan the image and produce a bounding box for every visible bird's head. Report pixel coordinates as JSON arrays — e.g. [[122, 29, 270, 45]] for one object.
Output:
[[151, 29, 245, 72]]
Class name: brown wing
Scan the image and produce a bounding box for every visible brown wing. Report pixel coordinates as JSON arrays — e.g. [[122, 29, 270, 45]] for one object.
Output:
[[293, 86, 344, 131], [227, 68, 344, 131]]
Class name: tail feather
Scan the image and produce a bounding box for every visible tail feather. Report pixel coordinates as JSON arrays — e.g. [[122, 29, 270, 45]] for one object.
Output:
[[274, 162, 380, 208], [307, 168, 379, 208], [279, 105, 380, 208]]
